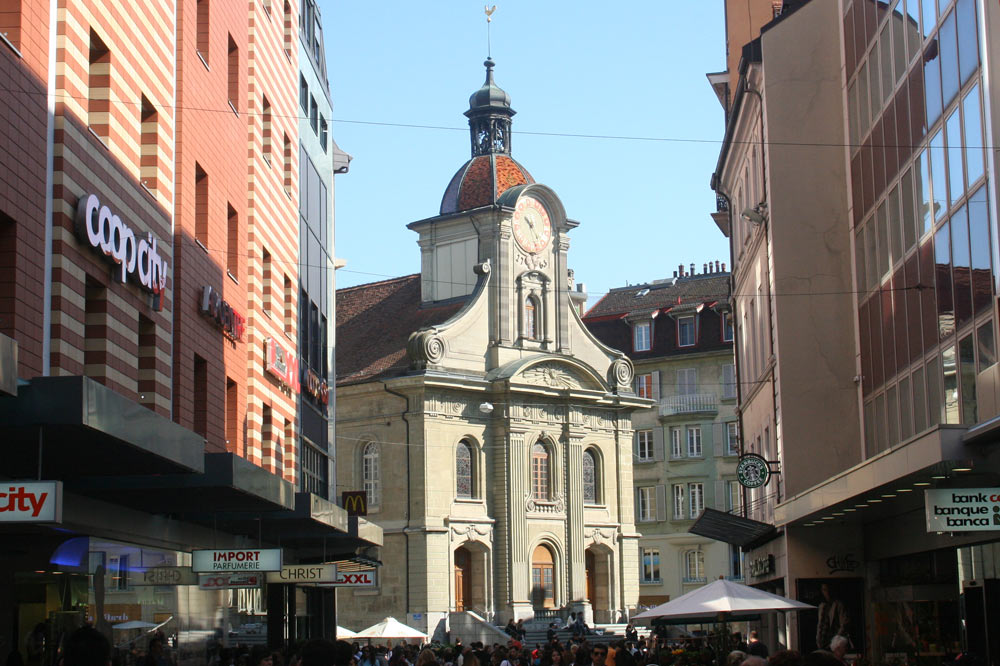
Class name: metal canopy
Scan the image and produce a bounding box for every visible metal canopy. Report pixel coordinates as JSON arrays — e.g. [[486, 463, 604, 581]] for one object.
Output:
[[0, 376, 204, 478], [690, 507, 777, 548]]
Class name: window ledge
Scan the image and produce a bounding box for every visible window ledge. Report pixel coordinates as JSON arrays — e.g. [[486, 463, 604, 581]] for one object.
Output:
[[194, 238, 210, 254], [454, 497, 484, 505], [263, 154, 272, 168], [140, 181, 157, 200], [583, 503, 606, 509], [1, 32, 23, 58], [227, 270, 240, 285], [640, 580, 662, 585], [197, 50, 210, 71], [87, 127, 110, 149], [229, 100, 239, 116]]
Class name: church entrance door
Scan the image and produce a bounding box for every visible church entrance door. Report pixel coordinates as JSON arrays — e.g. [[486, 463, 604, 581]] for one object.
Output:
[[454, 547, 472, 611], [531, 544, 555, 609], [586, 550, 596, 605]]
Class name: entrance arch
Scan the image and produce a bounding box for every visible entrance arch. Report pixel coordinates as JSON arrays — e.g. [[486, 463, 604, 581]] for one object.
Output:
[[453, 541, 489, 613], [454, 546, 471, 611], [531, 544, 555, 609], [585, 544, 614, 623]]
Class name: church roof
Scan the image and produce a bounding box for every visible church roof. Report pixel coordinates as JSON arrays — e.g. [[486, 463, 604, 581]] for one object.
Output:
[[440, 154, 535, 214], [336, 274, 468, 386]]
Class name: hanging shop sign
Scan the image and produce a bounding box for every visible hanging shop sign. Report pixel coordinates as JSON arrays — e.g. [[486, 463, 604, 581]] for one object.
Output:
[[75, 193, 169, 305], [265, 337, 300, 392], [301, 366, 329, 405], [748, 554, 775, 578], [737, 453, 771, 488], [0, 481, 63, 523], [342, 491, 368, 517], [200, 286, 245, 341], [266, 564, 339, 584], [191, 548, 283, 573], [317, 569, 377, 587], [925, 488, 1000, 532], [136, 566, 199, 586], [198, 573, 262, 590]]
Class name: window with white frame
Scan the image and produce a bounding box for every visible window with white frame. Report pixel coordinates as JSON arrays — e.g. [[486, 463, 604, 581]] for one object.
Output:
[[723, 311, 734, 342], [641, 548, 661, 583], [678, 316, 696, 347], [688, 482, 704, 518], [672, 484, 685, 519], [634, 321, 651, 352], [363, 442, 381, 508], [670, 427, 683, 458], [636, 430, 654, 462], [638, 486, 655, 522], [729, 544, 744, 580], [685, 550, 705, 581], [687, 426, 702, 457], [722, 363, 737, 400], [677, 368, 697, 395], [726, 480, 743, 513], [636, 373, 654, 399], [726, 422, 740, 455]]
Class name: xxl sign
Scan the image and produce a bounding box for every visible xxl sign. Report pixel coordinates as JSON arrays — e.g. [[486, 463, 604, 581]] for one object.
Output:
[[191, 548, 283, 573], [75, 194, 169, 304], [200, 286, 245, 341], [318, 569, 377, 587], [925, 488, 1000, 532], [0, 481, 62, 523], [266, 337, 299, 392]]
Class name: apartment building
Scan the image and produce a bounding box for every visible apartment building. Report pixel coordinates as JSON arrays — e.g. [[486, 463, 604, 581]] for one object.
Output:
[[584, 264, 741, 608]]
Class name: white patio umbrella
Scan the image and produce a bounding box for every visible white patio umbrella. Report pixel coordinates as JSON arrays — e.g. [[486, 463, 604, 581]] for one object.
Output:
[[112, 621, 159, 630], [354, 617, 427, 643], [633, 578, 814, 622], [336, 626, 358, 639]]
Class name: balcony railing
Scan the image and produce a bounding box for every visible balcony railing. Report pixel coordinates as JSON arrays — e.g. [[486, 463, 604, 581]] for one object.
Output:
[[659, 393, 718, 417], [682, 576, 707, 584]]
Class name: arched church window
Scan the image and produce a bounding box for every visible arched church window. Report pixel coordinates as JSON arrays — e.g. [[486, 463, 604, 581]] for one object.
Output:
[[525, 295, 539, 340], [456, 439, 474, 499], [363, 442, 380, 508], [583, 449, 598, 503], [531, 442, 549, 500]]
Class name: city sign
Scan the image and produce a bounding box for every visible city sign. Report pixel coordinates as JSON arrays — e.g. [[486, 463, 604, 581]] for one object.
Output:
[[301, 366, 329, 405], [0, 481, 63, 523], [198, 573, 262, 590], [136, 567, 199, 586], [925, 488, 1000, 532], [191, 548, 282, 573], [200, 286, 245, 341], [342, 491, 367, 517], [266, 564, 338, 584], [737, 453, 770, 489], [75, 193, 169, 305], [265, 337, 300, 392], [748, 554, 774, 578]]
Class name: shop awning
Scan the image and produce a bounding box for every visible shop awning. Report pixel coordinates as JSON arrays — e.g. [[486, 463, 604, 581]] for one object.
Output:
[[690, 507, 777, 548], [0, 376, 204, 478]]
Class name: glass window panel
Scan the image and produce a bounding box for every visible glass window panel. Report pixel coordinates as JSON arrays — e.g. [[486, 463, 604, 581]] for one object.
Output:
[[959, 333, 977, 424], [582, 450, 596, 503], [968, 185, 993, 314], [917, 150, 933, 235], [899, 375, 913, 440], [926, 355, 942, 425], [946, 109, 964, 206], [963, 85, 984, 187], [887, 384, 899, 446], [929, 130, 947, 221], [951, 204, 972, 327], [864, 399, 876, 458], [943, 344, 959, 423], [956, 0, 979, 84], [845, 6, 857, 75], [923, 42, 942, 128], [935, 220, 954, 339], [905, 0, 921, 60], [889, 185, 903, 265], [912, 366, 927, 432], [456, 441, 473, 498], [859, 61, 871, 136], [977, 321, 996, 371], [870, 49, 882, 121], [922, 0, 936, 35], [901, 167, 917, 251], [866, 222, 879, 291], [856, 228, 867, 294], [939, 11, 959, 107], [881, 24, 894, 104], [892, 3, 906, 83], [875, 392, 887, 453], [877, 202, 890, 279], [848, 81, 859, 149]]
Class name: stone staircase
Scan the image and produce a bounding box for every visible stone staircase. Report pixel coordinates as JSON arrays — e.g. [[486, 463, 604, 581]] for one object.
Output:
[[519, 624, 651, 649]]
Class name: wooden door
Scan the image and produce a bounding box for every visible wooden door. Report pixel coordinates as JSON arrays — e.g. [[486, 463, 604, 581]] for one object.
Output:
[[454, 548, 471, 611]]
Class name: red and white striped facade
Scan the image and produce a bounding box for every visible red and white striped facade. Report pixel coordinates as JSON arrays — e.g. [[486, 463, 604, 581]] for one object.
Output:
[[0, 0, 307, 483]]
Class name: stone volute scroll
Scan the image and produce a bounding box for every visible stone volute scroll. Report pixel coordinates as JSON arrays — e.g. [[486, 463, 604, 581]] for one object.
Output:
[[609, 356, 634, 394], [407, 260, 492, 370]]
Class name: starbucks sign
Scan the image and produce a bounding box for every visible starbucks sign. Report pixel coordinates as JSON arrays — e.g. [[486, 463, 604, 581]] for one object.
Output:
[[737, 453, 770, 489]]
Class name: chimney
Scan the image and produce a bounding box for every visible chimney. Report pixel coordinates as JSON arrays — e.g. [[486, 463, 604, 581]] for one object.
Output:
[[703, 263, 708, 274], [716, 260, 721, 272], [678, 263, 684, 277], [673, 270, 678, 278], [690, 263, 695, 276], [722, 262, 727, 272]]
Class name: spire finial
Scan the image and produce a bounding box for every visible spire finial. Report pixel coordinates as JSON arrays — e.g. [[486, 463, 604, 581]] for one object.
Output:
[[484, 5, 497, 58]]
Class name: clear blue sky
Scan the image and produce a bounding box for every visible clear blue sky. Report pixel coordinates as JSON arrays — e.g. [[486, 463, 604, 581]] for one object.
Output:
[[325, 2, 730, 308]]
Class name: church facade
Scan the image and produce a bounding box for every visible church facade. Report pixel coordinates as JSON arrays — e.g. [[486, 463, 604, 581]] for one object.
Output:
[[335, 60, 649, 637]]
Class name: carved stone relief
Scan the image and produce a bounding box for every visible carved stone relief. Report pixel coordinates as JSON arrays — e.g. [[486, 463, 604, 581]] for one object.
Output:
[[520, 363, 583, 390]]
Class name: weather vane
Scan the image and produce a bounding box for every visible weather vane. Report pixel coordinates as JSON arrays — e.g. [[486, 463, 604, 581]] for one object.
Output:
[[485, 5, 497, 58]]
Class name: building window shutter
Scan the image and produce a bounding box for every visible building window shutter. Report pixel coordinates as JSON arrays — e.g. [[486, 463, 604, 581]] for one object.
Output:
[[651, 370, 661, 402], [633, 431, 639, 461], [634, 487, 641, 521], [713, 423, 724, 458], [653, 427, 665, 462], [715, 479, 726, 510], [656, 484, 667, 522]]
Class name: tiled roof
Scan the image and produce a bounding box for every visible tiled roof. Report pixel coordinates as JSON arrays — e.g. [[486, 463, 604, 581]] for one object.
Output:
[[336, 274, 467, 386], [585, 273, 730, 319], [440, 154, 534, 214]]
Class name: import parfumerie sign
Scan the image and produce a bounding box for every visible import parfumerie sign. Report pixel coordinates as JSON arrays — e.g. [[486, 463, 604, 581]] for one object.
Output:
[[924, 488, 1000, 532], [191, 549, 282, 573]]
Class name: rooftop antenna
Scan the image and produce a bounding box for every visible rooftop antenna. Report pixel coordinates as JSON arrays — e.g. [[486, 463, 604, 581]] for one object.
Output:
[[485, 5, 497, 57]]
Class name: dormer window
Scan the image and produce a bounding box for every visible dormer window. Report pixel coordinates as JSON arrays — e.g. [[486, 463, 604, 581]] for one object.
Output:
[[634, 321, 651, 352], [678, 316, 696, 347], [722, 311, 734, 342]]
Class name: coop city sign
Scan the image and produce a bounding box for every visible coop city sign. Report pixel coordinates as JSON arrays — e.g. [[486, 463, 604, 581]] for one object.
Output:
[[0, 481, 62, 522], [924, 488, 1000, 532], [75, 193, 169, 302]]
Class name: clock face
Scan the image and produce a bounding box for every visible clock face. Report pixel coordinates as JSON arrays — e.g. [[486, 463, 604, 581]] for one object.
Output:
[[512, 197, 552, 254]]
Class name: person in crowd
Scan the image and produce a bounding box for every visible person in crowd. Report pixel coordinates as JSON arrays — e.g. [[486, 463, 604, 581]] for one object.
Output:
[[828, 637, 849, 666], [740, 658, 767, 666], [624, 624, 638, 644], [63, 627, 111, 666], [768, 651, 804, 666], [506, 621, 519, 640], [727, 651, 748, 666], [746, 632, 768, 659]]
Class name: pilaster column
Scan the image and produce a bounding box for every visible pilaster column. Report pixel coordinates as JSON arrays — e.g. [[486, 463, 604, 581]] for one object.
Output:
[[507, 428, 530, 605], [565, 425, 586, 602]]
